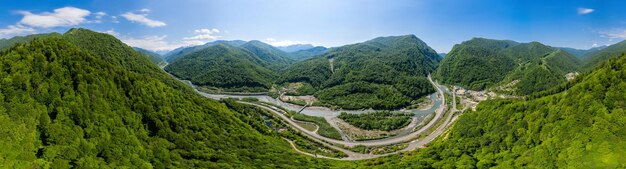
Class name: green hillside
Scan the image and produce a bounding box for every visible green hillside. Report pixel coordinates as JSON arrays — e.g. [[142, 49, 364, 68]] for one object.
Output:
[[371, 53, 626, 168], [558, 46, 606, 59], [288, 46, 328, 61], [277, 44, 315, 52], [280, 35, 441, 109], [240, 40, 293, 66], [435, 38, 582, 95], [134, 47, 167, 66], [165, 44, 277, 92], [582, 40, 626, 71], [164, 40, 247, 62], [435, 43, 516, 90], [0, 33, 61, 50], [0, 29, 348, 168]]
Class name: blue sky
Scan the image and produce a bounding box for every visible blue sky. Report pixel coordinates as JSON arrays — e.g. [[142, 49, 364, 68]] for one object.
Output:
[[1, 0, 626, 53]]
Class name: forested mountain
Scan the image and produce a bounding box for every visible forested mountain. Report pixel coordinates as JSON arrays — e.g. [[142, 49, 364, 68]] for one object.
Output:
[[558, 46, 606, 59], [0, 29, 344, 168], [435, 38, 582, 95], [163, 40, 301, 92], [374, 52, 626, 168], [287, 46, 328, 61], [165, 44, 278, 92], [133, 47, 167, 66], [280, 35, 442, 109], [0, 33, 61, 50], [277, 44, 315, 52], [5, 28, 623, 169], [581, 40, 626, 71], [240, 40, 293, 66], [164, 40, 246, 62]]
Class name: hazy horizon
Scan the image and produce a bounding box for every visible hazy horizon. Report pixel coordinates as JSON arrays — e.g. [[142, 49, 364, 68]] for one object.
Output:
[[2, 0, 626, 53]]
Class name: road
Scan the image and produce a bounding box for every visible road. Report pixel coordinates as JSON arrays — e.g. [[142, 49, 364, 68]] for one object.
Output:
[[233, 75, 465, 160], [241, 75, 446, 147], [173, 70, 462, 160]]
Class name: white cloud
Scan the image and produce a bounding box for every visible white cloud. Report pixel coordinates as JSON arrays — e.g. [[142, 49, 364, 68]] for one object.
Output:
[[592, 43, 598, 47], [577, 8, 594, 15], [183, 34, 220, 41], [194, 28, 220, 34], [0, 24, 35, 38], [263, 38, 308, 47], [95, 12, 107, 19], [139, 8, 151, 13], [184, 28, 221, 41], [121, 11, 166, 27], [100, 27, 223, 52], [111, 16, 119, 23], [95, 12, 106, 21], [18, 7, 91, 28], [119, 35, 180, 51], [105, 32, 201, 52], [91, 12, 107, 23], [599, 29, 626, 39], [101, 29, 119, 36]]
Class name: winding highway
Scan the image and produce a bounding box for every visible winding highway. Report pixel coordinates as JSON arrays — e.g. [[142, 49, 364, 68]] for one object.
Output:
[[166, 68, 462, 160], [194, 75, 462, 160]]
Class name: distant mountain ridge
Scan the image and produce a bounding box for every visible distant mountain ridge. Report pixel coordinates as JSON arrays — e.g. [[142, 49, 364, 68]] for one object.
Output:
[[240, 40, 293, 66], [581, 40, 626, 71], [277, 44, 315, 52], [558, 46, 607, 59], [0, 33, 61, 50], [287, 46, 328, 61], [133, 47, 167, 67], [164, 40, 247, 62]]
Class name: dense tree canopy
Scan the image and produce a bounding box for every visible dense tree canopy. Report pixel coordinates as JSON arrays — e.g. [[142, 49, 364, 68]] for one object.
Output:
[[582, 40, 626, 71], [281, 35, 440, 109], [164, 40, 296, 92], [165, 44, 278, 92], [435, 38, 582, 95], [0, 30, 351, 168], [338, 111, 412, 131], [367, 53, 626, 168], [164, 40, 247, 62], [0, 33, 61, 51], [134, 47, 166, 66], [287, 46, 328, 61], [4, 28, 624, 168]]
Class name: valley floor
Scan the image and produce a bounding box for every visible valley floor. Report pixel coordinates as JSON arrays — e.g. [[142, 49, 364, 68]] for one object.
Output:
[[174, 73, 471, 160]]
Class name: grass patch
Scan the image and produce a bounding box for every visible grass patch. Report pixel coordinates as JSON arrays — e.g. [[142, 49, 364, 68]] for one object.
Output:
[[292, 113, 342, 140], [295, 121, 317, 131], [285, 99, 307, 106], [338, 111, 412, 131], [456, 95, 464, 110], [349, 143, 408, 155], [224, 99, 346, 158]]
